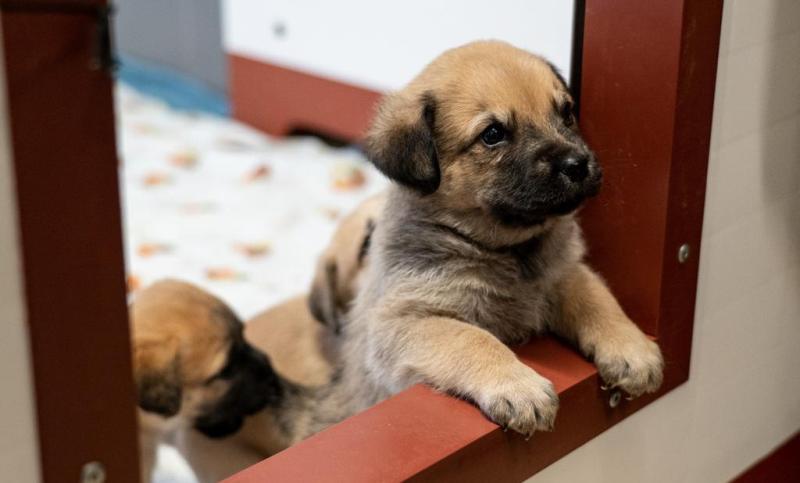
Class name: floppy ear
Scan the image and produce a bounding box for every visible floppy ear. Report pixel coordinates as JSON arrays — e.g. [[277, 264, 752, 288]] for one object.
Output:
[[364, 92, 440, 195], [133, 342, 183, 417], [308, 262, 342, 334]]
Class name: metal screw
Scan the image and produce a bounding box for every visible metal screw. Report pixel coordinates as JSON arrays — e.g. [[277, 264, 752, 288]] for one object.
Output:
[[80, 461, 106, 483], [272, 21, 287, 39], [609, 390, 622, 408], [678, 243, 691, 263]]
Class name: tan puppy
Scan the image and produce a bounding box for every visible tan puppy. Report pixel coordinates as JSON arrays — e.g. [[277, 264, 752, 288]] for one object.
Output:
[[131, 280, 281, 482], [139, 39, 664, 474], [139, 194, 385, 482], [268, 40, 664, 441], [308, 193, 384, 333]]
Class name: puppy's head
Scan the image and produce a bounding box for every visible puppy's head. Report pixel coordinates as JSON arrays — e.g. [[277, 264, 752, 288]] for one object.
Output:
[[365, 41, 601, 230], [308, 193, 386, 332], [130, 280, 281, 438]]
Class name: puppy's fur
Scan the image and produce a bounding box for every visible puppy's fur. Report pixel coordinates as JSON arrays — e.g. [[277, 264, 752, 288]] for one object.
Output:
[[168, 296, 329, 482], [308, 193, 384, 333], [136, 195, 384, 482], [131, 280, 281, 482], [273, 41, 664, 440]]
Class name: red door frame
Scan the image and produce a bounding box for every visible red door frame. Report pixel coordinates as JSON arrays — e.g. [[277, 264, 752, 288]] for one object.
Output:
[[226, 0, 723, 481], [1, 1, 140, 482]]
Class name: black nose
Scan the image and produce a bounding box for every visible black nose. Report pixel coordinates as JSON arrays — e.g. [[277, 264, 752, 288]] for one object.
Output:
[[557, 154, 590, 182]]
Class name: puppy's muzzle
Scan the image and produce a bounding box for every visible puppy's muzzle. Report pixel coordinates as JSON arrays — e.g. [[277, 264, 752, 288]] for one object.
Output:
[[193, 345, 284, 439], [550, 147, 602, 196]]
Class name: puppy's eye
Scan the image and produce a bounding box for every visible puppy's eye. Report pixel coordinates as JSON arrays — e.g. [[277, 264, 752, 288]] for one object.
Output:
[[480, 123, 507, 146], [560, 103, 575, 127]]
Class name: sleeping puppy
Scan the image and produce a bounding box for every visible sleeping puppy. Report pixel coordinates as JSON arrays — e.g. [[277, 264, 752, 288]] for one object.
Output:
[[138, 194, 385, 482], [273, 40, 664, 441], [131, 279, 281, 482]]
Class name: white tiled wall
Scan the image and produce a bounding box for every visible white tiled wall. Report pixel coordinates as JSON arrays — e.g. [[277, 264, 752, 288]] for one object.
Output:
[[531, 1, 800, 481]]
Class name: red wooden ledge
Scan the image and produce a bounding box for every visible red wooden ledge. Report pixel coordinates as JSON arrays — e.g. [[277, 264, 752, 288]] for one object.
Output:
[[226, 337, 671, 483]]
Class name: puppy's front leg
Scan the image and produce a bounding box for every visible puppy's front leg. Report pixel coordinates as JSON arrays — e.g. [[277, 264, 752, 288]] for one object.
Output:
[[551, 263, 664, 397], [372, 316, 558, 437]]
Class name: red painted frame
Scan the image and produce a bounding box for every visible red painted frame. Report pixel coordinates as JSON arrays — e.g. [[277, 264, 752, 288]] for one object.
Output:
[[1, 1, 141, 481], [226, 0, 723, 481], [732, 432, 800, 482]]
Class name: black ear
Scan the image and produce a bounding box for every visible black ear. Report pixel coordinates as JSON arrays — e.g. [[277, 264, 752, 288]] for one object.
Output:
[[308, 261, 342, 334], [364, 93, 440, 195], [136, 359, 182, 417]]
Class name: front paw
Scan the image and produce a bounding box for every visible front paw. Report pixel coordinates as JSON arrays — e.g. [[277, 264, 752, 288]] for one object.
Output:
[[594, 332, 664, 398], [474, 363, 559, 438]]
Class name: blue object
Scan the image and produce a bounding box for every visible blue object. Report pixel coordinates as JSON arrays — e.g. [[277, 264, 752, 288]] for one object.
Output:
[[117, 55, 230, 117]]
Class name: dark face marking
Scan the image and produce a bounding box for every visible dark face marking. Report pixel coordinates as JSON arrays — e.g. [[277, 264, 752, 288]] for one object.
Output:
[[193, 340, 283, 439], [471, 100, 601, 227], [482, 135, 601, 226], [137, 361, 182, 417], [555, 98, 576, 128]]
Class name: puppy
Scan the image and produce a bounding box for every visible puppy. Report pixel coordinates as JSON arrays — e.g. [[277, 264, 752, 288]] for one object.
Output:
[[308, 193, 384, 334], [131, 279, 281, 482], [175, 192, 386, 482], [170, 297, 332, 482], [273, 40, 664, 441], [140, 195, 385, 482]]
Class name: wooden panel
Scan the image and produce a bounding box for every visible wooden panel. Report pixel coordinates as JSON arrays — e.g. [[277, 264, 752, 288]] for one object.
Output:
[[229, 54, 382, 140], [655, 0, 723, 385], [1, 5, 140, 483], [577, 1, 682, 335], [733, 432, 800, 483]]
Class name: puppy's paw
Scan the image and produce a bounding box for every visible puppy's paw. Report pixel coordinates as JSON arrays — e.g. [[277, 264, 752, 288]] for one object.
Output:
[[474, 363, 559, 438], [594, 331, 664, 398]]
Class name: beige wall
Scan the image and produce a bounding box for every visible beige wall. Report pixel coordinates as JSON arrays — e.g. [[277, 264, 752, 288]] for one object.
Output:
[[0, 22, 42, 483], [532, 1, 800, 481]]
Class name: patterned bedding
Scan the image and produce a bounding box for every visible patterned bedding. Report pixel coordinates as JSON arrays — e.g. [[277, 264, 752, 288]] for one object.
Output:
[[117, 84, 387, 320]]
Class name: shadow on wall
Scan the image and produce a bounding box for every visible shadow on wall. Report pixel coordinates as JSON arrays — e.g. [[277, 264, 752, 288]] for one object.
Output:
[[760, 0, 800, 291], [709, 0, 800, 294], [114, 0, 228, 95]]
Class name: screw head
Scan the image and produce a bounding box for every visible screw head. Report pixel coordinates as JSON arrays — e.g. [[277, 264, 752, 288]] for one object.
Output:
[[678, 243, 691, 263], [81, 461, 106, 483], [272, 21, 287, 38], [609, 390, 622, 408]]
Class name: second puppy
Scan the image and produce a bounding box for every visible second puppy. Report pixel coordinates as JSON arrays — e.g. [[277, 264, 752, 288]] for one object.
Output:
[[150, 195, 384, 482]]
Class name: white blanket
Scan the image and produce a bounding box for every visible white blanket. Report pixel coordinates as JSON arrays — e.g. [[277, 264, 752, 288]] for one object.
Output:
[[118, 84, 386, 320]]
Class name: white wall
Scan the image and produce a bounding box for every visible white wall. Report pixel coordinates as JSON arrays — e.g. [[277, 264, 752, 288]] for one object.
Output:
[[223, 0, 575, 92], [0, 22, 42, 483], [532, 1, 800, 481]]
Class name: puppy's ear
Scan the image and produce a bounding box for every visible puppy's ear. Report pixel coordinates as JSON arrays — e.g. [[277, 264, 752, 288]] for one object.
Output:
[[364, 92, 440, 195], [134, 343, 183, 417], [308, 262, 342, 334]]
